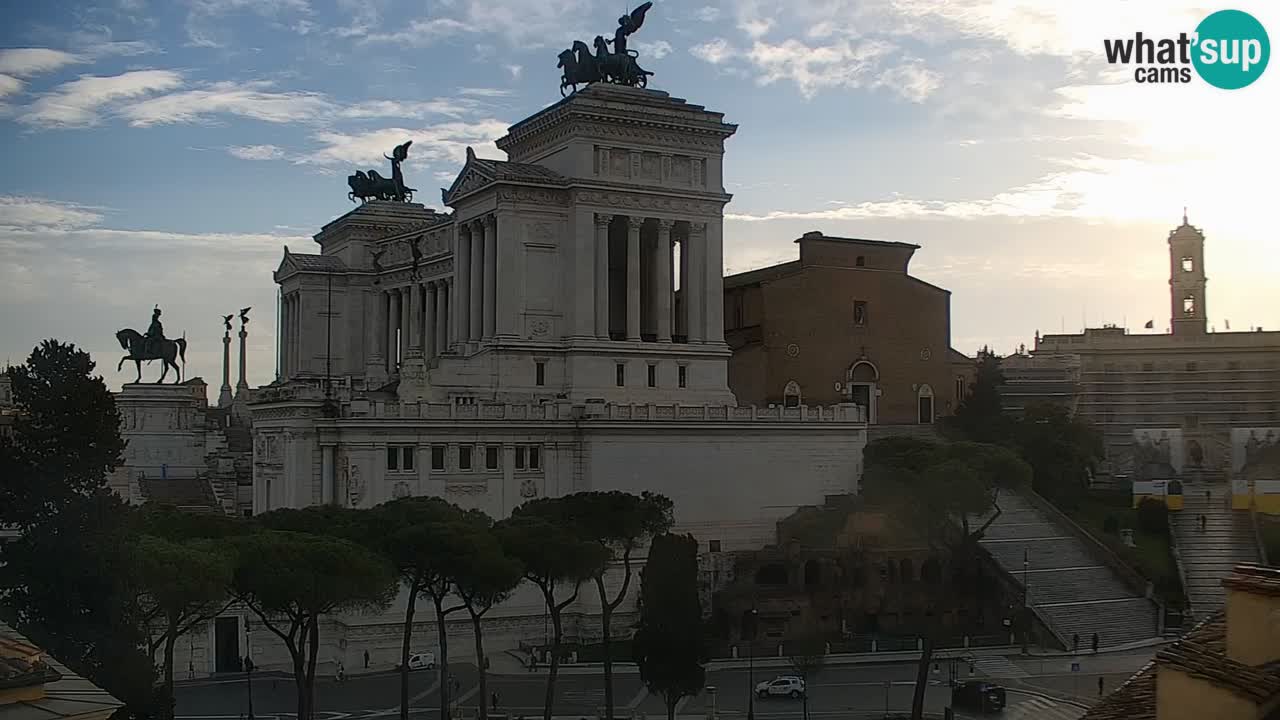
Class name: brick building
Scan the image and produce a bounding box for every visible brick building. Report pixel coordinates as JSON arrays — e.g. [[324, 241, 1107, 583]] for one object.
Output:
[[723, 231, 972, 425]]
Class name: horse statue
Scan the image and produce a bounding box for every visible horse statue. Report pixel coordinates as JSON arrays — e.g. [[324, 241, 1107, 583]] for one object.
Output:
[[116, 328, 187, 384], [557, 2, 654, 95], [347, 141, 416, 203]]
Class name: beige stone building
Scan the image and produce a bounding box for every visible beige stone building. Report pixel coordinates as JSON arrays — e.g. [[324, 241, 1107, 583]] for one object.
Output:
[[1030, 217, 1280, 479], [722, 231, 973, 426]]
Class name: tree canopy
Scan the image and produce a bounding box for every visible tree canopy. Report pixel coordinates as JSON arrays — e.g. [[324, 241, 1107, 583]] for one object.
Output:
[[632, 533, 705, 720]]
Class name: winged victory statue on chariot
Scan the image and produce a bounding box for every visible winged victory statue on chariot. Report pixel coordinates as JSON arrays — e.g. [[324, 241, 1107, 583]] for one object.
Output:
[[558, 2, 656, 96], [348, 140, 417, 203]]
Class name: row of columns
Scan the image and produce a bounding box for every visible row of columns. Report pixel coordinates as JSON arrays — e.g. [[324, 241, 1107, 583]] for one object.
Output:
[[594, 214, 709, 343], [455, 215, 500, 343], [375, 278, 452, 371], [281, 292, 302, 377]]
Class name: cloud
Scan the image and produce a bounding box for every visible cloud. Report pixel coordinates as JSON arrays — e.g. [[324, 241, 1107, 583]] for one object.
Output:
[[458, 87, 513, 98], [0, 196, 105, 230], [119, 81, 330, 126], [336, 98, 478, 120], [305, 120, 510, 168], [227, 144, 285, 160], [0, 48, 83, 77], [694, 7, 721, 22], [360, 18, 472, 47], [872, 59, 941, 103], [505, 65, 523, 80], [745, 37, 900, 99], [19, 70, 183, 127], [634, 40, 673, 60], [0, 75, 22, 101], [184, 0, 313, 47], [690, 38, 736, 64]]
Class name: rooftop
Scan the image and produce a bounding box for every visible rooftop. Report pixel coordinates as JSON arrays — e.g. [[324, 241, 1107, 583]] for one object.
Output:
[[0, 622, 122, 720], [793, 231, 920, 250]]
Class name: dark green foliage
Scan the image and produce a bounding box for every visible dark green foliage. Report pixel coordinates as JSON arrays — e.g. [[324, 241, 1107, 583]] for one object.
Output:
[[497, 512, 609, 720], [945, 348, 1012, 444], [1135, 498, 1169, 536], [632, 534, 705, 720], [1, 340, 125, 528]]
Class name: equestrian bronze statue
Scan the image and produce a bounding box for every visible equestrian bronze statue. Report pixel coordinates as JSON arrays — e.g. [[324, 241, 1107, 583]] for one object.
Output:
[[347, 141, 416, 203], [116, 306, 187, 383], [558, 2, 655, 95]]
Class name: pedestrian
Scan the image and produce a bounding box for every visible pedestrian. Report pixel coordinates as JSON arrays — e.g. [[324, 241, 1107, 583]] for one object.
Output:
[[1098, 676, 1104, 696], [485, 656, 491, 671], [364, 649, 370, 669], [1091, 633, 1099, 653], [491, 690, 500, 712], [1205, 489, 1211, 503], [1072, 634, 1079, 653]]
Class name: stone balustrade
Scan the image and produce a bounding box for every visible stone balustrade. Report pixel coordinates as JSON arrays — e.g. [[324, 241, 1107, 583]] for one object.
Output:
[[344, 399, 867, 423]]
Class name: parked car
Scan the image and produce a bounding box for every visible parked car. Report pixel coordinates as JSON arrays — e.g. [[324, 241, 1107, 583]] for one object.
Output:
[[755, 676, 805, 699], [401, 652, 436, 671], [951, 681, 1006, 713]]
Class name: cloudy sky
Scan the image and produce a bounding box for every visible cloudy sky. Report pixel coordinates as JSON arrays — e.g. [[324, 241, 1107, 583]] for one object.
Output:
[[1, 0, 1277, 392]]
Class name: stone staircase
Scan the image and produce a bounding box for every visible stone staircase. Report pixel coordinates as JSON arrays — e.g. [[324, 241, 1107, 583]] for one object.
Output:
[[1171, 483, 1260, 615], [979, 492, 1160, 648]]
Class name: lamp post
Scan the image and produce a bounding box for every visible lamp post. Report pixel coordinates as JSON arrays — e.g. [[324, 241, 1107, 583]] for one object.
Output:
[[1021, 549, 1030, 654], [747, 608, 758, 720], [245, 619, 255, 720]]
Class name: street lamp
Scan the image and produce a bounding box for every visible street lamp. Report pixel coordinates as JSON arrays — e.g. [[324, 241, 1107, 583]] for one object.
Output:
[[245, 619, 255, 720], [747, 608, 758, 720], [1021, 548, 1030, 654]]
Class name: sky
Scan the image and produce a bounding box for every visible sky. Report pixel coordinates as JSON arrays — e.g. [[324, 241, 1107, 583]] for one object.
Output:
[[1, 0, 1277, 393]]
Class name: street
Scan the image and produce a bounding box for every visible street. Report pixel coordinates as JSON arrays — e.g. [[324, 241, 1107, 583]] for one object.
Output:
[[174, 649, 1154, 720]]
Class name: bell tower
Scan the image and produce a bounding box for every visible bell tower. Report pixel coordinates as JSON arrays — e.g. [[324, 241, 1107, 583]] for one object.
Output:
[[1169, 209, 1207, 336]]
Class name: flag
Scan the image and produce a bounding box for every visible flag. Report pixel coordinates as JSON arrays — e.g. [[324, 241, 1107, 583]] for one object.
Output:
[[1144, 320, 1154, 329], [1225, 319, 1231, 330]]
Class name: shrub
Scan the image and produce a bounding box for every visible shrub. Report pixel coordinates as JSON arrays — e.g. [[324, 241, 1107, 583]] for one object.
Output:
[[1135, 498, 1169, 536]]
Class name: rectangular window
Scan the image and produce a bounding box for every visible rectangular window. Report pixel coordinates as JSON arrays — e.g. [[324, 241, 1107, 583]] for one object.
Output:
[[853, 300, 868, 326], [485, 445, 500, 471], [430, 445, 445, 471], [386, 447, 399, 471], [535, 361, 545, 386], [459, 445, 473, 471], [647, 364, 656, 388], [515, 446, 526, 470], [954, 376, 965, 400], [402, 447, 414, 472], [1182, 256, 1195, 272], [1183, 294, 1196, 314], [678, 365, 687, 388], [616, 363, 625, 387], [529, 446, 541, 470], [1186, 362, 1198, 372], [709, 540, 722, 553]]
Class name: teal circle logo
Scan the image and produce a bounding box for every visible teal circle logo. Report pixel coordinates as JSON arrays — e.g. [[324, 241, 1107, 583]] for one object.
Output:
[[1192, 9, 1270, 89]]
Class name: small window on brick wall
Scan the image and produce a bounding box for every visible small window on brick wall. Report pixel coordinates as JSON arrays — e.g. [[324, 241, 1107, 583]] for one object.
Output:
[[485, 445, 500, 471], [458, 445, 473, 471], [430, 445, 445, 471], [853, 300, 868, 326]]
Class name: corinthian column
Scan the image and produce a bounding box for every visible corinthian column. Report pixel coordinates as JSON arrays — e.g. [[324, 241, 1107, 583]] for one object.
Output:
[[595, 214, 612, 339], [407, 282, 422, 354], [436, 279, 450, 356], [626, 216, 643, 341], [656, 219, 674, 343], [455, 225, 472, 346], [482, 215, 497, 340], [423, 281, 437, 360], [469, 219, 484, 342]]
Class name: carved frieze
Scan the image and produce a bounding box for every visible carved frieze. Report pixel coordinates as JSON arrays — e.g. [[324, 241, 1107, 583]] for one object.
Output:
[[520, 478, 538, 499], [496, 187, 569, 206], [573, 190, 723, 217], [527, 318, 553, 338], [445, 481, 488, 495]]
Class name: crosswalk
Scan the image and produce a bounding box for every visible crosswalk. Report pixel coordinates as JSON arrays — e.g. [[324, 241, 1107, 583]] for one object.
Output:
[[1002, 695, 1086, 720], [970, 655, 1031, 679]]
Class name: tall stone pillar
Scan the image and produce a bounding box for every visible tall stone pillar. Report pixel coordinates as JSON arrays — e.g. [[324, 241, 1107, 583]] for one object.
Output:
[[388, 289, 401, 371], [399, 287, 411, 360], [469, 220, 485, 342], [677, 236, 688, 340], [594, 214, 612, 339], [424, 281, 437, 360], [219, 329, 233, 407], [656, 219, 674, 343], [704, 219, 725, 344], [686, 222, 706, 343], [237, 319, 249, 391], [438, 279, 451, 353], [290, 295, 302, 375], [455, 225, 472, 346], [367, 288, 385, 377], [407, 283, 422, 354], [282, 296, 291, 376], [626, 216, 643, 341], [482, 215, 497, 340]]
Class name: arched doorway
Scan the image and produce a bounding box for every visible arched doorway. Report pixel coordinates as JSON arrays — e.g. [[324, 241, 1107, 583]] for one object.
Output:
[[783, 381, 802, 408], [848, 361, 879, 423], [917, 384, 935, 424]]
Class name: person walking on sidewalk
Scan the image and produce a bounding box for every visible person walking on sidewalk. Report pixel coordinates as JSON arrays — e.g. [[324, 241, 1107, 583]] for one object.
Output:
[[364, 649, 370, 669], [491, 690, 500, 712], [1072, 634, 1079, 653], [1098, 676, 1105, 696], [1091, 633, 1099, 653]]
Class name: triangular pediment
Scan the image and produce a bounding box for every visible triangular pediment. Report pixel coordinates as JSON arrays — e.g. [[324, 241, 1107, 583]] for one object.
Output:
[[442, 147, 497, 206]]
